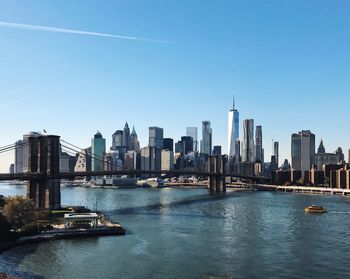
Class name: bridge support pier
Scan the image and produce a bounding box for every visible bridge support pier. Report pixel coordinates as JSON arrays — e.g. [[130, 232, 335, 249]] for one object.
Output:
[[27, 135, 61, 210], [208, 156, 226, 193]]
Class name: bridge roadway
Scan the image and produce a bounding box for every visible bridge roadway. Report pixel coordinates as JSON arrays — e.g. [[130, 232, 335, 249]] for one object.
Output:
[[0, 170, 271, 183]]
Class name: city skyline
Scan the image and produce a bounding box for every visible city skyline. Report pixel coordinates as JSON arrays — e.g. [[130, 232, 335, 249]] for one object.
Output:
[[1, 1, 350, 171]]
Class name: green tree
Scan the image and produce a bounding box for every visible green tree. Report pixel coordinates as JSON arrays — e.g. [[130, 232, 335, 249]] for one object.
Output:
[[3, 196, 38, 231]]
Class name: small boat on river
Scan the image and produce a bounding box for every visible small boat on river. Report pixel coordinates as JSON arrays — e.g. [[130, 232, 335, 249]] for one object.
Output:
[[304, 205, 327, 214]]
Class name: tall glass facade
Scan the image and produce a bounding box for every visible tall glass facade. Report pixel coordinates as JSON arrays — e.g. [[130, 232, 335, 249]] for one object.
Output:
[[255, 126, 263, 163], [186, 127, 198, 152], [242, 119, 255, 162], [228, 100, 239, 157], [201, 121, 212, 155], [91, 131, 106, 172]]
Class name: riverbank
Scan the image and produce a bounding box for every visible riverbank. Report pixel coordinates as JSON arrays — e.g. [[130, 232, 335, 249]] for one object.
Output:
[[0, 212, 125, 255], [0, 226, 125, 255]]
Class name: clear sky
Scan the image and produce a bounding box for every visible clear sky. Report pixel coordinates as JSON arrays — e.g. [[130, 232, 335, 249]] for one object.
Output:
[[0, 0, 349, 172]]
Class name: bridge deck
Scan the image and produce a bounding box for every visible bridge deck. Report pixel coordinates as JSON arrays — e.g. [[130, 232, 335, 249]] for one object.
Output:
[[0, 170, 270, 182]]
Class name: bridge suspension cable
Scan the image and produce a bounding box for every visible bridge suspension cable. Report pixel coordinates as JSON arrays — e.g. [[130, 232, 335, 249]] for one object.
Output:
[[0, 140, 30, 154], [60, 139, 122, 169]]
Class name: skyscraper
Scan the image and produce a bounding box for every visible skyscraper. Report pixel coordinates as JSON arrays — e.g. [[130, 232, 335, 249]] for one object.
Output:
[[91, 131, 106, 172], [314, 140, 338, 170], [123, 122, 130, 150], [335, 147, 345, 163], [15, 131, 42, 173], [149, 127, 164, 149], [274, 141, 279, 167], [242, 119, 255, 162], [161, 149, 174, 171], [112, 130, 123, 149], [255, 126, 263, 163], [212, 146, 222, 156], [228, 96, 239, 158], [175, 136, 194, 155], [130, 126, 140, 152], [141, 146, 162, 176], [291, 130, 315, 174], [200, 121, 212, 155], [186, 127, 198, 152], [163, 138, 174, 151]]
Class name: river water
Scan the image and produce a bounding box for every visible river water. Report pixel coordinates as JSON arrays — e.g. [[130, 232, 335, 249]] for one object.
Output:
[[1, 183, 350, 279]]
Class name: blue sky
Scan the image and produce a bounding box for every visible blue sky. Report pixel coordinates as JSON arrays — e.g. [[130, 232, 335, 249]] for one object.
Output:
[[0, 0, 349, 172]]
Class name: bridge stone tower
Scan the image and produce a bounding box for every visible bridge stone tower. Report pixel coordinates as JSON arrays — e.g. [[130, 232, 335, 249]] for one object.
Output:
[[27, 135, 61, 210], [208, 155, 226, 193]]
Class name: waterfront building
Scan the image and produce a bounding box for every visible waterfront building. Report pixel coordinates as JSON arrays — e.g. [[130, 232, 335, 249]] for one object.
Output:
[[124, 150, 138, 171], [163, 138, 174, 152], [242, 119, 255, 163], [200, 121, 212, 155], [255, 126, 263, 163], [91, 131, 106, 172], [74, 148, 91, 173], [309, 168, 325, 186], [15, 131, 42, 173], [323, 164, 344, 181], [112, 130, 124, 149], [334, 167, 350, 189], [175, 141, 182, 154], [149, 127, 164, 149], [123, 122, 131, 150], [270, 155, 278, 172], [335, 147, 345, 164], [129, 126, 140, 152], [59, 151, 77, 172], [281, 159, 291, 170], [272, 170, 291, 185], [234, 162, 255, 177], [175, 136, 194, 155], [104, 150, 123, 171], [228, 96, 239, 158], [291, 130, 315, 175], [291, 169, 302, 183], [212, 146, 222, 156], [141, 146, 162, 175], [254, 163, 263, 176], [161, 150, 174, 171], [274, 142, 279, 167], [314, 140, 339, 170], [9, 164, 14, 174], [186, 127, 198, 152]]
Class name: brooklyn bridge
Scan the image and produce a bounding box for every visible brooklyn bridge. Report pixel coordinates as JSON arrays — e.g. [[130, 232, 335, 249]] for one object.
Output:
[[0, 134, 270, 209]]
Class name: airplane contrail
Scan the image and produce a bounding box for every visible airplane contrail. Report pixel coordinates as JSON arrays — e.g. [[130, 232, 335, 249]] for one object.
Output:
[[0, 21, 172, 44]]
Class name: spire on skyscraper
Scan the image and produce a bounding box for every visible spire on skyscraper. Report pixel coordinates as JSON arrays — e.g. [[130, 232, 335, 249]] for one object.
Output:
[[131, 126, 137, 136]]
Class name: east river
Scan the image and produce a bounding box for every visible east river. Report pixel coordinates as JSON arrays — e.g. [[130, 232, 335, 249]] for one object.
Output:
[[1, 183, 350, 279]]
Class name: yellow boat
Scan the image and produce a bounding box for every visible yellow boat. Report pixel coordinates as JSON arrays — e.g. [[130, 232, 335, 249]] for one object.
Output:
[[304, 205, 327, 214]]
